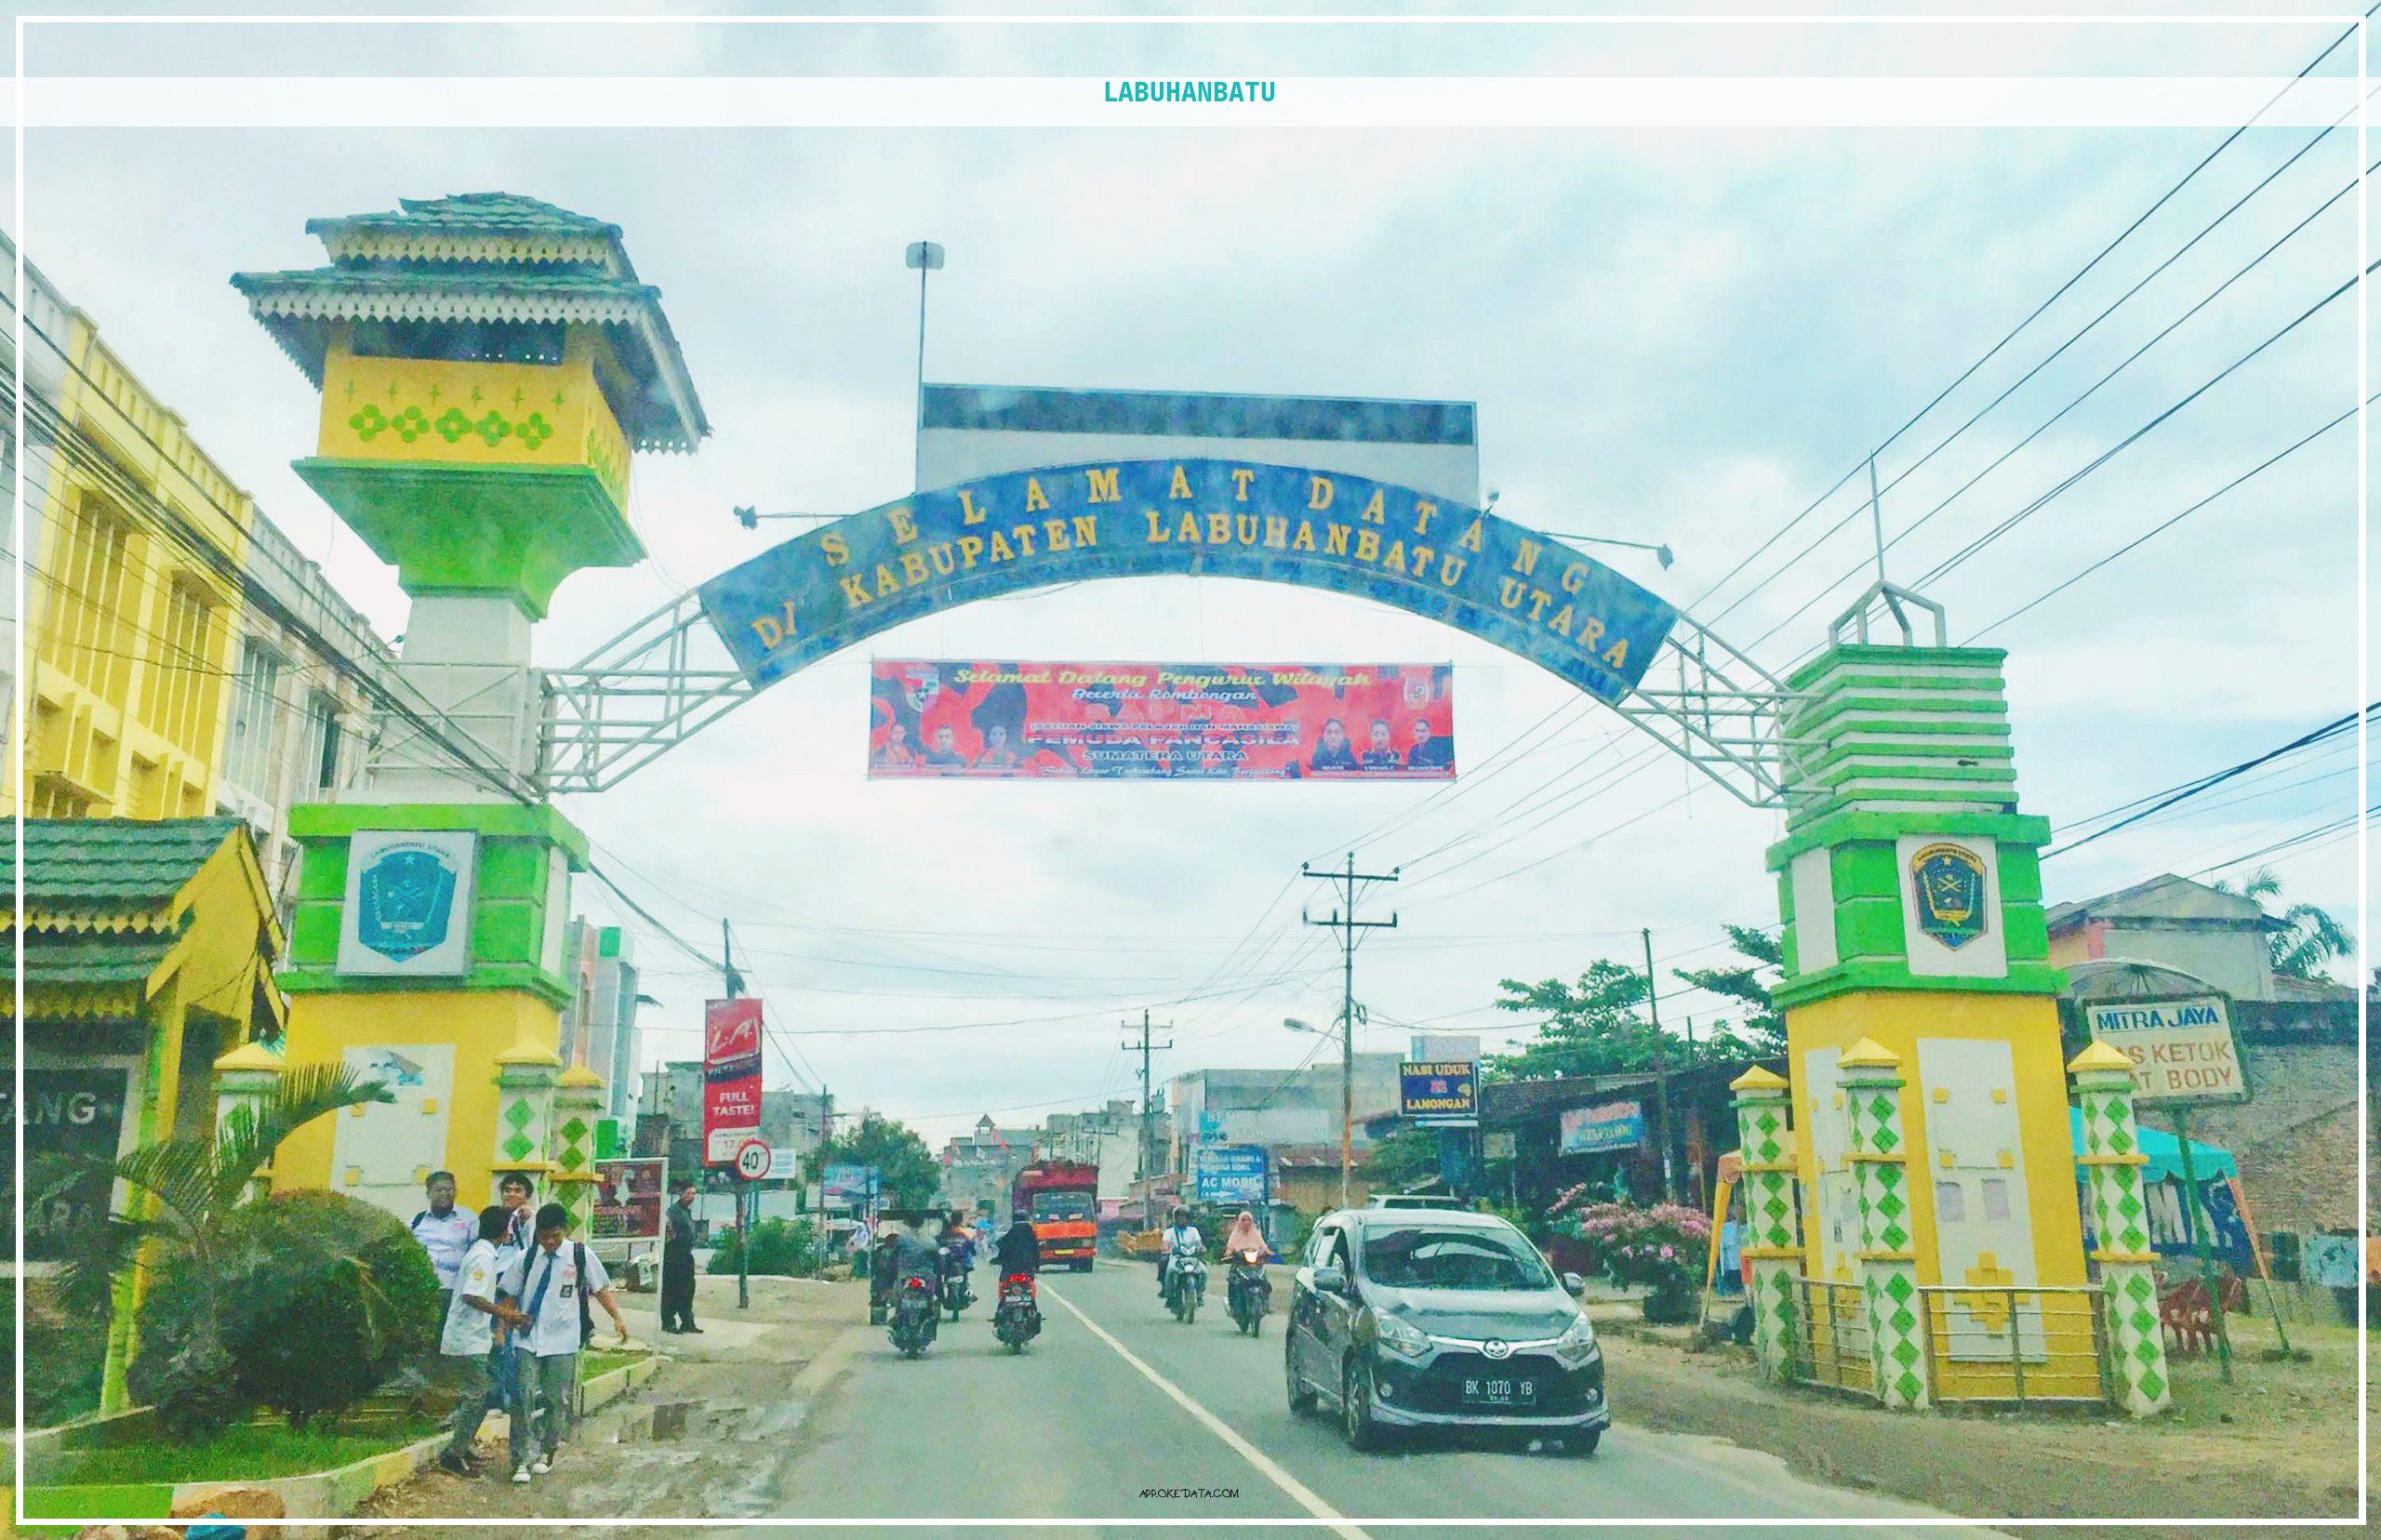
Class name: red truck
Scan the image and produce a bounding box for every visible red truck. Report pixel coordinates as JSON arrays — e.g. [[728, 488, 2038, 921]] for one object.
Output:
[[1011, 1161, 1099, 1272]]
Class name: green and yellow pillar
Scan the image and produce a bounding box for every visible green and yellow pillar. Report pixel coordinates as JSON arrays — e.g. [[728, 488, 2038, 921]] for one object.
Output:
[[1729, 1065, 1803, 1384], [1841, 1039, 1927, 1409], [2069, 1041, 2173, 1416], [1769, 641, 2086, 1393], [235, 194, 707, 1216]]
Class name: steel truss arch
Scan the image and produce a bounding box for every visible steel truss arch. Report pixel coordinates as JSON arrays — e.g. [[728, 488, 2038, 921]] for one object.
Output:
[[539, 462, 1795, 805]]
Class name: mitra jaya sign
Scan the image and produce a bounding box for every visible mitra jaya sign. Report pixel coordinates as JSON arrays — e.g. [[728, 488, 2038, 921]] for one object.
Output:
[[698, 459, 1678, 709], [2083, 995, 2249, 1107]]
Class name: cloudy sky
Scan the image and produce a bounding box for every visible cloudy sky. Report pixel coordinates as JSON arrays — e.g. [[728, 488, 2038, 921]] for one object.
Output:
[[15, 5, 2364, 1147]]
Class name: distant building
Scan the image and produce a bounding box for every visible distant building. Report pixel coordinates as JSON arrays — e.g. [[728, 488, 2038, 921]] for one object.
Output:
[[2046, 874, 2299, 1002], [938, 1114, 1039, 1220], [2049, 871, 2367, 1264], [556, 922, 645, 1123], [1039, 1097, 1145, 1201], [1167, 1053, 1404, 1176]]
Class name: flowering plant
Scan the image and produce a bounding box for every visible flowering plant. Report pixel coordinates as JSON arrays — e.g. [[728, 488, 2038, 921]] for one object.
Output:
[[1553, 1201, 1710, 1296]]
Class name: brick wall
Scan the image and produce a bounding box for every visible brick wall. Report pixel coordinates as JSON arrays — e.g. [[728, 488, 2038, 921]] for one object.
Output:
[[2135, 1031, 2367, 1235]]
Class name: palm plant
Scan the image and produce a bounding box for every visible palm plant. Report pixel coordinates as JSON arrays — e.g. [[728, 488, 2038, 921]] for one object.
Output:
[[51, 1060, 392, 1314], [2215, 868, 2355, 982]]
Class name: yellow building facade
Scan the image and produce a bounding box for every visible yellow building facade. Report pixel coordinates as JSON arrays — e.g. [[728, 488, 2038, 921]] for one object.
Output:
[[11, 302, 254, 821]]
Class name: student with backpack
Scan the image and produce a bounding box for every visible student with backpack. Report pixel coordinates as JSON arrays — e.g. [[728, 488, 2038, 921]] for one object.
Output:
[[436, 1207, 529, 1477], [499, 1203, 631, 1484]]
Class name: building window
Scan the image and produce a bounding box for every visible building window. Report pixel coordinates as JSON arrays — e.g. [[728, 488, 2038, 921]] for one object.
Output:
[[144, 575, 220, 758], [221, 640, 284, 797], [301, 690, 342, 792], [39, 487, 134, 700]]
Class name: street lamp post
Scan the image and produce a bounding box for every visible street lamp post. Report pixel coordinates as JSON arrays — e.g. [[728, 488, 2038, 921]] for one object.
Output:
[[1284, 1005, 1365, 1210], [904, 241, 945, 490]]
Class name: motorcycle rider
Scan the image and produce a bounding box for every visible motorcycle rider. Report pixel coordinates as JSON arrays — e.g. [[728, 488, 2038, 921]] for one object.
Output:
[[1223, 1209, 1266, 1261], [1156, 1205, 1204, 1302], [995, 1213, 1042, 1278], [885, 1215, 944, 1294]]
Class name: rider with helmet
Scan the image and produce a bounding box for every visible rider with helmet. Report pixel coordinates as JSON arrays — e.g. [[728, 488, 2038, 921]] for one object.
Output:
[[1156, 1205, 1204, 1299]]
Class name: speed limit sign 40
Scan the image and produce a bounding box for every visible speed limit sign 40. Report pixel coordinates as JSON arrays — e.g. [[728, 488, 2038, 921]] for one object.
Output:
[[734, 1139, 772, 1181]]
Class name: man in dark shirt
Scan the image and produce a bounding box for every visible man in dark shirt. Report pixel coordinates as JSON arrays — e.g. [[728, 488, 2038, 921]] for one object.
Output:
[[1360, 719, 1401, 771], [922, 724, 970, 768], [660, 1181, 702, 1334], [1404, 717, 1455, 770], [1309, 718, 1359, 772]]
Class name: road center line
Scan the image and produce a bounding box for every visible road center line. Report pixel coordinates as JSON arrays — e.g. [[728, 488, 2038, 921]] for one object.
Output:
[[1043, 1281, 1373, 1540]]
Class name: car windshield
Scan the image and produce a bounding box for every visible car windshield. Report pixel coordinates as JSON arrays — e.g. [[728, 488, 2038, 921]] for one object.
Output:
[[1359, 1226, 1553, 1291], [1030, 1191, 1090, 1220]]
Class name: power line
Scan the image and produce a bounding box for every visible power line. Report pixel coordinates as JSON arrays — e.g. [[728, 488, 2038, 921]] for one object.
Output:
[[1683, 14, 2363, 619], [2041, 706, 2376, 861]]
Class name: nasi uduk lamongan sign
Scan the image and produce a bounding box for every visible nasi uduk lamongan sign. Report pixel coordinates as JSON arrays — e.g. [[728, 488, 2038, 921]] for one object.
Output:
[[868, 659, 1454, 780], [2082, 995, 2249, 1106]]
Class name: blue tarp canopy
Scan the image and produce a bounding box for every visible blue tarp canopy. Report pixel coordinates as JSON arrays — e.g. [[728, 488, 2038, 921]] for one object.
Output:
[[2068, 1105, 2236, 1185]]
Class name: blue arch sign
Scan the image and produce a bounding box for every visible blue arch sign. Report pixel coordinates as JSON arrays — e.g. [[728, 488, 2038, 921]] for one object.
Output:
[[697, 459, 1679, 704]]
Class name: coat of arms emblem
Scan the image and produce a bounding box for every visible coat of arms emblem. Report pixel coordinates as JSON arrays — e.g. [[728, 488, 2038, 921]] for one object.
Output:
[[1909, 842, 1989, 949], [355, 845, 459, 962]]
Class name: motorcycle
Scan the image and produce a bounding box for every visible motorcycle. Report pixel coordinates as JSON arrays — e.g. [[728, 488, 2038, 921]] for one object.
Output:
[[993, 1271, 1044, 1354], [889, 1274, 940, 1358], [1227, 1250, 1270, 1336], [940, 1242, 976, 1321], [1164, 1255, 1207, 1324]]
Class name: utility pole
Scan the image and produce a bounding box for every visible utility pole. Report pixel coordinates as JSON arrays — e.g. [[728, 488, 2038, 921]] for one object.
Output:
[[1642, 927, 1676, 1204], [1120, 1009, 1173, 1183], [722, 920, 751, 1311], [815, 1085, 832, 1277], [1303, 854, 1399, 1210], [904, 240, 945, 490]]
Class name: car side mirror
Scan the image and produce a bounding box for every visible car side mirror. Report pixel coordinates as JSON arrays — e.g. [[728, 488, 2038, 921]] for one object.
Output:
[[1311, 1264, 1348, 1295], [1562, 1271, 1587, 1297]]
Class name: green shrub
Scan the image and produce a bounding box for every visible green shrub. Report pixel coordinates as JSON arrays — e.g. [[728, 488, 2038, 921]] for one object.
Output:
[[130, 1190, 439, 1437], [707, 1217, 821, 1277]]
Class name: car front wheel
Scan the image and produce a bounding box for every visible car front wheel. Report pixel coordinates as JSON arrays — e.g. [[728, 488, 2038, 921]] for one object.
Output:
[[1342, 1358, 1384, 1454], [1563, 1428, 1603, 1458]]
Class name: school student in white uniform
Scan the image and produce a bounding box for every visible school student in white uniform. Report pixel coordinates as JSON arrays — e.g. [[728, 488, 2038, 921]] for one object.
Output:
[[435, 1206, 529, 1477], [499, 1202, 630, 1483]]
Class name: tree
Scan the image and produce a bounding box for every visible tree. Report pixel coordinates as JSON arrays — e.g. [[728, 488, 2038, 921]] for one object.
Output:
[[1669, 923, 1786, 1055], [1361, 1124, 1444, 1190], [49, 1060, 400, 1438], [805, 1111, 939, 1210], [2217, 868, 2355, 982], [1488, 955, 1768, 1082]]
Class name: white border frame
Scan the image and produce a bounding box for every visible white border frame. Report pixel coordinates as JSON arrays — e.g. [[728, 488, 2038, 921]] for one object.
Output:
[[10, 7, 2367, 1531]]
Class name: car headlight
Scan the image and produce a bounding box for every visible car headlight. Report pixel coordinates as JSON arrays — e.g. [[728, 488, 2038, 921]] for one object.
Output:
[[1373, 1312, 1432, 1361], [1553, 1312, 1600, 1363]]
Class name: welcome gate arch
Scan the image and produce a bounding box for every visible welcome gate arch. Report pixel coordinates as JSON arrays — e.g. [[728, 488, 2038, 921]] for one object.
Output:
[[228, 184, 2139, 1414], [529, 455, 2107, 1413]]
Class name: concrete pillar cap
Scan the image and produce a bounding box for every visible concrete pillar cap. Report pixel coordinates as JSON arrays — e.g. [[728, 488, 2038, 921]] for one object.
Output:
[[1838, 1037, 1900, 1069], [1729, 1065, 1790, 1093], [2066, 1040, 2135, 1075], [212, 1040, 286, 1073]]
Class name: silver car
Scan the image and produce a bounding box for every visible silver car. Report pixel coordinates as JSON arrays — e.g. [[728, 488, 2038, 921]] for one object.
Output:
[[1284, 1207, 1608, 1455]]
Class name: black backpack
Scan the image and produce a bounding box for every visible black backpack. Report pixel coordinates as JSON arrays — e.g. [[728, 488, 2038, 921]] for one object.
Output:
[[574, 1242, 594, 1347]]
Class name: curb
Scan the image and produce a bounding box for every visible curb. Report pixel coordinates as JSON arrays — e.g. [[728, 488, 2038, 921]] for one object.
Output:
[[21, 1354, 666, 1527]]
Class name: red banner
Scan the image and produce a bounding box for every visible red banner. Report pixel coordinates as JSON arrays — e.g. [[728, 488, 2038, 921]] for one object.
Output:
[[592, 1157, 665, 1242], [867, 660, 1456, 780], [702, 997, 764, 1165]]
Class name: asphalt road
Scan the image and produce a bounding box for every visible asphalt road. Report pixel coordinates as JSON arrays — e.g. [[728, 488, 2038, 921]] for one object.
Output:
[[767, 1258, 1997, 1533]]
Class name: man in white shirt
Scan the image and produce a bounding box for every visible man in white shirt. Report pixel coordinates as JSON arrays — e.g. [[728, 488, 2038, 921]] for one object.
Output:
[[1157, 1206, 1204, 1300], [499, 1203, 630, 1484], [435, 1206, 529, 1477], [408, 1172, 477, 1321]]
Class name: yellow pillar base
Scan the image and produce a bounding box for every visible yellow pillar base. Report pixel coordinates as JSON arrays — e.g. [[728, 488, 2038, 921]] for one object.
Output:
[[274, 988, 563, 1214], [1784, 989, 2086, 1293]]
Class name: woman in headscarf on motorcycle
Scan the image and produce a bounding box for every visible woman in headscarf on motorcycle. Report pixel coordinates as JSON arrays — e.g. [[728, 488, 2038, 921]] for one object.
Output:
[[1223, 1210, 1268, 1262]]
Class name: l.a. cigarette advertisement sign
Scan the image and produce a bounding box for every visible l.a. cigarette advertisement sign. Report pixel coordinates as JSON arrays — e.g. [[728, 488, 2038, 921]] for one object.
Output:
[[702, 997, 765, 1163], [2083, 995, 2249, 1107]]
